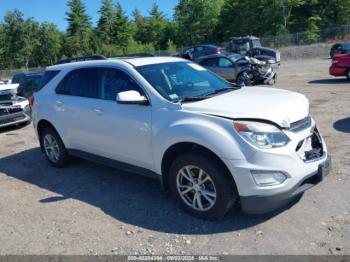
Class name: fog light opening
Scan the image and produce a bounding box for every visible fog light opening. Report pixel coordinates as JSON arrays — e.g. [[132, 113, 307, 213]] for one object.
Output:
[[251, 171, 287, 187]]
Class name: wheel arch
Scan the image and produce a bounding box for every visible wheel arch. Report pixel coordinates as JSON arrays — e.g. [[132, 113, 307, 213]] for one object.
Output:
[[160, 142, 237, 192], [36, 119, 62, 152]]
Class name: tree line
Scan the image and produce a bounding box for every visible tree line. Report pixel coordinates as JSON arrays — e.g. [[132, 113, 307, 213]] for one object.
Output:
[[1, 0, 349, 70]]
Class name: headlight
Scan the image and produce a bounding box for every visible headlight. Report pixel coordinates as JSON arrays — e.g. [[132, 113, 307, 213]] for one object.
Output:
[[234, 121, 290, 148]]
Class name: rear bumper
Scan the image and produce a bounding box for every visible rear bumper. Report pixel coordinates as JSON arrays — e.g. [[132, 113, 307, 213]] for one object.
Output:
[[240, 155, 331, 214]]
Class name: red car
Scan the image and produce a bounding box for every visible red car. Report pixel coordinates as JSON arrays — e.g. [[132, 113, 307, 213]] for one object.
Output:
[[329, 53, 350, 80]]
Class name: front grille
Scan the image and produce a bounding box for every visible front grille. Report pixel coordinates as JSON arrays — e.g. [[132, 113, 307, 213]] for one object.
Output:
[[289, 115, 312, 132], [0, 107, 23, 116], [296, 127, 324, 162], [0, 102, 13, 106], [0, 112, 26, 125]]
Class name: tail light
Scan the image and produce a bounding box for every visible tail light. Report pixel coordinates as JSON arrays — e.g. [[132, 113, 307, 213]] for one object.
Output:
[[214, 48, 221, 53], [29, 96, 35, 108]]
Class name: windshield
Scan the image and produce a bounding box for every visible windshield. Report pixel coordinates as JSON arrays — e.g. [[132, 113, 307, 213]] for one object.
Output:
[[136, 62, 237, 102]]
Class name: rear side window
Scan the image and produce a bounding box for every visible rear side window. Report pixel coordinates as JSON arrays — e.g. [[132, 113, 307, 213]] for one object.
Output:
[[218, 58, 233, 67], [200, 58, 218, 67], [56, 68, 98, 98], [12, 74, 23, 84], [39, 71, 59, 90]]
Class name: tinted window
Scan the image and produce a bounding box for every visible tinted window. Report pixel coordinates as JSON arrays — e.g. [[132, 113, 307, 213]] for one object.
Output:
[[196, 46, 204, 52], [219, 58, 233, 67], [56, 68, 98, 98], [39, 70, 60, 90], [200, 58, 218, 67], [27, 76, 42, 90], [100, 68, 142, 101], [12, 74, 23, 84]]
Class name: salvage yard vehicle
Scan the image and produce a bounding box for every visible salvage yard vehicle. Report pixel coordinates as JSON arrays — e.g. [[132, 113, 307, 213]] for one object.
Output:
[[32, 55, 331, 219], [228, 36, 281, 65], [179, 45, 226, 60], [12, 72, 43, 98], [196, 54, 277, 86], [329, 53, 350, 80], [240, 56, 277, 86], [330, 42, 350, 58], [195, 54, 250, 84], [0, 83, 31, 128]]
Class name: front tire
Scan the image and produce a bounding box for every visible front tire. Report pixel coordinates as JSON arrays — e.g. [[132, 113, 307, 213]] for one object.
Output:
[[40, 127, 69, 168], [169, 153, 237, 219]]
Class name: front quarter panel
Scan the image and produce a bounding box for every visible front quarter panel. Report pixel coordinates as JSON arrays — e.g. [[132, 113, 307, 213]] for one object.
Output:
[[152, 108, 255, 174]]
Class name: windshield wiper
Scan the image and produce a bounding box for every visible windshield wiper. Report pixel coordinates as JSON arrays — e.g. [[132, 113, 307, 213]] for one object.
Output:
[[203, 86, 240, 97], [176, 85, 241, 104], [176, 95, 209, 103]]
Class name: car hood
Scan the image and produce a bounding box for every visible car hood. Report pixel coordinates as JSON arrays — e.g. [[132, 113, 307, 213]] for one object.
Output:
[[181, 87, 309, 128], [0, 83, 19, 92]]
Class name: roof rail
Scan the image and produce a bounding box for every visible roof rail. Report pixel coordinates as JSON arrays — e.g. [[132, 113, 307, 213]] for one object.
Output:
[[112, 53, 155, 59], [54, 55, 107, 65]]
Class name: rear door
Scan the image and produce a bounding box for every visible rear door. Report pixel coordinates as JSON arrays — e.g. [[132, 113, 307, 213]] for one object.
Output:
[[54, 67, 101, 153]]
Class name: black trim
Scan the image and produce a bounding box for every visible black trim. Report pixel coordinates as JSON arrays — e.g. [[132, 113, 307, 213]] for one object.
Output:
[[240, 156, 331, 214], [68, 149, 160, 181], [54, 55, 107, 65]]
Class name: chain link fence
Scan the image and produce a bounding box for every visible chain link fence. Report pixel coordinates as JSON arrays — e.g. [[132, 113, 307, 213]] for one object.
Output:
[[0, 67, 44, 80], [260, 25, 350, 48]]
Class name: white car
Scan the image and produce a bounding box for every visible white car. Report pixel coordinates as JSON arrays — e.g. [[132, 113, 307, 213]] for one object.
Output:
[[0, 83, 31, 128], [31, 56, 331, 219]]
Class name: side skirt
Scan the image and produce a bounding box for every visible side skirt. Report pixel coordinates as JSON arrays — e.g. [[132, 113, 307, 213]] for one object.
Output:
[[68, 149, 161, 182]]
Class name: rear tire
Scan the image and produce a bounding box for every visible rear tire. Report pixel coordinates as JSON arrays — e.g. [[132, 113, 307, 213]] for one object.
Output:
[[169, 153, 237, 220], [40, 127, 69, 168], [346, 70, 350, 81]]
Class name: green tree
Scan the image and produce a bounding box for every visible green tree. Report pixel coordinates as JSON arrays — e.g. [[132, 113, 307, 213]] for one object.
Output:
[[132, 8, 143, 26], [134, 3, 169, 49], [111, 2, 132, 51], [21, 19, 41, 69], [3, 10, 26, 69], [35, 23, 62, 65], [0, 24, 5, 69], [174, 0, 224, 46], [97, 0, 115, 44], [65, 0, 93, 56]]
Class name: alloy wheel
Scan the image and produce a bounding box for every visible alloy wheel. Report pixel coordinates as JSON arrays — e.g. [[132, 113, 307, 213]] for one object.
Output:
[[176, 165, 217, 211], [43, 134, 60, 163]]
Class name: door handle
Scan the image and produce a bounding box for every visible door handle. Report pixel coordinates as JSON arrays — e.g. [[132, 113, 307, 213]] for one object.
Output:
[[94, 108, 104, 116]]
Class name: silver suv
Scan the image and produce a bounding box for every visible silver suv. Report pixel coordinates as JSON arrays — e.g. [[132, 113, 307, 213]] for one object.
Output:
[[31, 56, 331, 219]]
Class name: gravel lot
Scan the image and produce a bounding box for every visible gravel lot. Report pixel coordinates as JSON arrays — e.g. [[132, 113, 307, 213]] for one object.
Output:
[[0, 58, 349, 255]]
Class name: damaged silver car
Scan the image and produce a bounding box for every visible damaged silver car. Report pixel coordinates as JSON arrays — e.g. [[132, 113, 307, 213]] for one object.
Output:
[[0, 83, 31, 128]]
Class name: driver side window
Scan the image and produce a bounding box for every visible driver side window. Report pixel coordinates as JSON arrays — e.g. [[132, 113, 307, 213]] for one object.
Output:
[[99, 68, 142, 101]]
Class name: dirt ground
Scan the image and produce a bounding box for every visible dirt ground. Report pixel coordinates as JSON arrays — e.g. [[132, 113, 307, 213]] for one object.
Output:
[[0, 58, 349, 255]]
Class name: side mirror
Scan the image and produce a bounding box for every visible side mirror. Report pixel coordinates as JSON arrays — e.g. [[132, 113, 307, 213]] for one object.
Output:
[[116, 90, 149, 105]]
